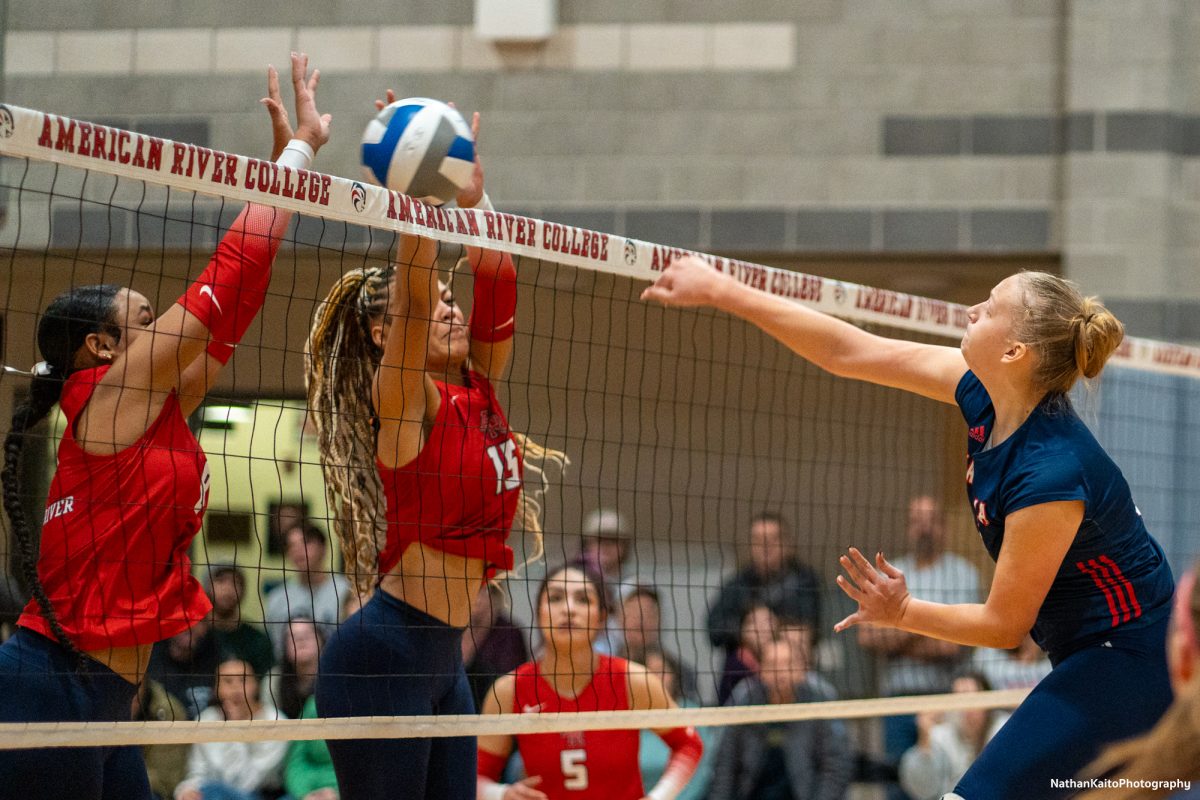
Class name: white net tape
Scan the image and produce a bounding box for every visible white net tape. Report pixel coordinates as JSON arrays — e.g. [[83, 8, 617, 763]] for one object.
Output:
[[0, 102, 1197, 377], [0, 689, 1029, 749]]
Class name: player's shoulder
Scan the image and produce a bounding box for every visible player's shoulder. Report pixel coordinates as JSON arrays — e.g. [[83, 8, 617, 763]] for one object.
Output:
[[483, 671, 519, 714]]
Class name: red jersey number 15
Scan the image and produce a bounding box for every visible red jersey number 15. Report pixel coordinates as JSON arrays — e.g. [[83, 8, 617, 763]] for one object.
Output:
[[486, 440, 521, 495]]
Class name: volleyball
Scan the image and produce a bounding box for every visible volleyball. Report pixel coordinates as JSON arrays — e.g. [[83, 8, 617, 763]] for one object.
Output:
[[360, 97, 476, 206]]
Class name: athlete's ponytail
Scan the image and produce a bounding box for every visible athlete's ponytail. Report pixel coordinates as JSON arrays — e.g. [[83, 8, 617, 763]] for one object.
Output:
[[2, 284, 122, 666], [1016, 272, 1124, 399]]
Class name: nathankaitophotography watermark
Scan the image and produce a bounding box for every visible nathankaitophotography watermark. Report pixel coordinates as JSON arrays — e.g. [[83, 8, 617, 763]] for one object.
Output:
[[1052, 778, 1193, 792]]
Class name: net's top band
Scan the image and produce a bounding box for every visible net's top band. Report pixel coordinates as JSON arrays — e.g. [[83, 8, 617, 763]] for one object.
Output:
[[0, 101, 1196, 377]]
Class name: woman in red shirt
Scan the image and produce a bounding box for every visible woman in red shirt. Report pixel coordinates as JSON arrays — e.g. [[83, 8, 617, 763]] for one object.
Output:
[[476, 566, 703, 800], [0, 54, 328, 800]]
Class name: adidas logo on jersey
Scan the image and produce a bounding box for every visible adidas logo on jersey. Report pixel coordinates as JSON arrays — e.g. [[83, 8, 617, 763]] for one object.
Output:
[[521, 703, 543, 714], [968, 425, 987, 443]]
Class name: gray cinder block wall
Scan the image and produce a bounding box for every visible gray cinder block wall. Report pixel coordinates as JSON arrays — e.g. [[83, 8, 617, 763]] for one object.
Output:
[[4, 0, 1198, 342]]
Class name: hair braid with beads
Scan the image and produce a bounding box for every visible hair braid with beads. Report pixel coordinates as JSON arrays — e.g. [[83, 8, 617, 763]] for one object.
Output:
[[2, 284, 123, 667]]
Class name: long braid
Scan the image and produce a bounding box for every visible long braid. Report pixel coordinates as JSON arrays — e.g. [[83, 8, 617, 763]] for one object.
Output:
[[2, 373, 85, 665], [2, 283, 122, 667], [507, 432, 569, 577], [305, 267, 394, 598]]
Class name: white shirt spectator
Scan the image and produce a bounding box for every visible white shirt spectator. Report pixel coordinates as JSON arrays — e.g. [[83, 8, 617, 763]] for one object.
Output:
[[173, 704, 289, 799]]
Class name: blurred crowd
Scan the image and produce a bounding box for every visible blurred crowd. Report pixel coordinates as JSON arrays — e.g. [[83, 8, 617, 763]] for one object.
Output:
[[0, 496, 1052, 800]]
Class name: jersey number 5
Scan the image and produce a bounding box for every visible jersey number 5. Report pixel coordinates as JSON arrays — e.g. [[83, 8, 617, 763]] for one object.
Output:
[[560, 749, 589, 791], [486, 440, 521, 495]]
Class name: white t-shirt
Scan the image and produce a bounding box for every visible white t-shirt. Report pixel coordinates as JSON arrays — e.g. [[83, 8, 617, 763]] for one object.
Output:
[[883, 553, 981, 695]]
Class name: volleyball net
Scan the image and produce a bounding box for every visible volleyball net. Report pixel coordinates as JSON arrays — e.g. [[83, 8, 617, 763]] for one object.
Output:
[[1, 102, 1198, 764]]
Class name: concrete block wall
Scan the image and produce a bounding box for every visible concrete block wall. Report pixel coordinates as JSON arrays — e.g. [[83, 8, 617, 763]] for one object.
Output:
[[0, 0, 1196, 342]]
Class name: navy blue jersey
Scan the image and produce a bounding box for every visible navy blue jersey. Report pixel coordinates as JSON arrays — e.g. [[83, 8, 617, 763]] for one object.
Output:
[[956, 371, 1174, 663]]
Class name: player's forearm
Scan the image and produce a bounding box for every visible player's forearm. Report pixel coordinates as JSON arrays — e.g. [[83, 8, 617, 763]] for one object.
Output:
[[896, 598, 1024, 650], [715, 280, 877, 377]]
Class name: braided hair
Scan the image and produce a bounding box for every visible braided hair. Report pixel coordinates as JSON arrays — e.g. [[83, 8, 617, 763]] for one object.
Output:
[[2, 284, 122, 664], [306, 265, 566, 597]]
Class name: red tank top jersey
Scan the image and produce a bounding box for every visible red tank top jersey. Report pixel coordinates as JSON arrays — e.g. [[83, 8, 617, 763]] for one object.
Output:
[[376, 371, 522, 577], [512, 655, 644, 800], [17, 366, 212, 650]]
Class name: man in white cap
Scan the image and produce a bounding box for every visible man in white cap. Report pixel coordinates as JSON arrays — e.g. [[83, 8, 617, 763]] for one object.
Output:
[[571, 507, 637, 654]]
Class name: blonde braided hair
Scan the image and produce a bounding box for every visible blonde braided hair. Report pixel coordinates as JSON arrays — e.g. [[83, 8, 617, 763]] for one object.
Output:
[[306, 262, 567, 595], [305, 265, 394, 597]]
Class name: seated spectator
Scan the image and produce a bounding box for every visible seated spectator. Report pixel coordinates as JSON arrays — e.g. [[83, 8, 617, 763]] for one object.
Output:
[[148, 617, 222, 719], [463, 581, 529, 711], [207, 563, 274, 680], [708, 636, 854, 799], [898, 672, 1009, 800], [133, 678, 190, 799], [1080, 562, 1200, 799], [622, 584, 700, 702], [708, 512, 822, 704], [639, 647, 716, 800], [266, 616, 323, 721], [717, 602, 779, 704], [969, 633, 1052, 691], [263, 522, 350, 660], [282, 696, 338, 800], [569, 507, 636, 654], [174, 658, 288, 800], [858, 495, 979, 798]]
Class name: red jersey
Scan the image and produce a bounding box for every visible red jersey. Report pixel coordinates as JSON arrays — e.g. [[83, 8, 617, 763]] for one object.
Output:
[[512, 656, 644, 800], [377, 371, 522, 577], [18, 366, 212, 649]]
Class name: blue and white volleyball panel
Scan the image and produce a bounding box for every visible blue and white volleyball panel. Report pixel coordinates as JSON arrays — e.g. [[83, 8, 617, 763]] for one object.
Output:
[[360, 98, 475, 205]]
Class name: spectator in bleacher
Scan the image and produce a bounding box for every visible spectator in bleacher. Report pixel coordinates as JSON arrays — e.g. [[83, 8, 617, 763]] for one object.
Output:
[[898, 672, 1009, 800], [708, 635, 853, 800], [266, 616, 323, 721], [969, 632, 1051, 691], [857, 495, 980, 795], [622, 584, 700, 703], [174, 658, 288, 800], [717, 602, 779, 704], [206, 563, 273, 680], [708, 513, 822, 703], [132, 677, 190, 799], [282, 696, 338, 800], [263, 522, 350, 660], [570, 506, 638, 654], [147, 617, 222, 719], [463, 581, 529, 711], [639, 647, 716, 800]]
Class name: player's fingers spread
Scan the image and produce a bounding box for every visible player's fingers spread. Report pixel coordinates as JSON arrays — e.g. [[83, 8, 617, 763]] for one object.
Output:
[[835, 573, 864, 601], [308, 68, 321, 94], [833, 612, 860, 633], [848, 547, 878, 580], [839, 552, 872, 585], [877, 551, 901, 577]]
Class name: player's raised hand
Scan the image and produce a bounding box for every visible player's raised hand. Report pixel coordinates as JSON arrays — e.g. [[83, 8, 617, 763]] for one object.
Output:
[[833, 548, 911, 633], [262, 52, 330, 159], [640, 254, 730, 309]]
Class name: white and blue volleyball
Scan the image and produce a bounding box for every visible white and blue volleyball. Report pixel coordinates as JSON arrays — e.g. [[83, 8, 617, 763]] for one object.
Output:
[[360, 98, 475, 206]]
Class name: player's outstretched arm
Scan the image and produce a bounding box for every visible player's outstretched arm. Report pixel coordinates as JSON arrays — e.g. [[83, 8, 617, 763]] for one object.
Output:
[[81, 53, 329, 451], [642, 255, 967, 405], [177, 52, 332, 416], [834, 500, 1083, 648], [375, 233, 441, 469]]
